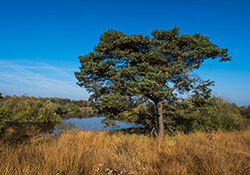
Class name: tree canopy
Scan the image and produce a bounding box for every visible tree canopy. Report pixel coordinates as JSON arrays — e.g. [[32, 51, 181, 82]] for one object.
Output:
[[75, 26, 231, 141]]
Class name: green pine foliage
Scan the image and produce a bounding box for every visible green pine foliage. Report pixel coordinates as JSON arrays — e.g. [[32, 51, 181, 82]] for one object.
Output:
[[75, 26, 231, 139], [116, 80, 247, 134]]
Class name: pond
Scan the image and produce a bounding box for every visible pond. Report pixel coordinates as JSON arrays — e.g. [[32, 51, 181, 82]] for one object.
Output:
[[54, 117, 136, 134], [1, 117, 138, 140]]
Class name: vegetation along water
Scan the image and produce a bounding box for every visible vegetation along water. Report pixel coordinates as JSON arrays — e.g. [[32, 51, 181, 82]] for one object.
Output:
[[1, 26, 250, 174]]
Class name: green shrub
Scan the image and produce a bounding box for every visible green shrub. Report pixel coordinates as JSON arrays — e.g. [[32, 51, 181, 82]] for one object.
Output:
[[114, 96, 247, 135], [0, 106, 11, 132], [0, 96, 61, 132], [173, 97, 247, 133]]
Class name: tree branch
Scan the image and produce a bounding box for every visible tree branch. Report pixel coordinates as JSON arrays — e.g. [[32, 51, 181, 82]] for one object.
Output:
[[169, 61, 200, 94], [164, 103, 178, 110], [177, 55, 181, 62], [127, 60, 130, 68], [156, 71, 162, 75], [142, 57, 147, 63], [171, 93, 187, 101]]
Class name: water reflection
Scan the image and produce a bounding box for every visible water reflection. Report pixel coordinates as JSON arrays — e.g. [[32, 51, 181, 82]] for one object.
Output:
[[0, 122, 59, 141], [1, 117, 136, 141]]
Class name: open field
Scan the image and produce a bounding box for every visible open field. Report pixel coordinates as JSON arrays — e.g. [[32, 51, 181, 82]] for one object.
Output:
[[0, 129, 249, 175]]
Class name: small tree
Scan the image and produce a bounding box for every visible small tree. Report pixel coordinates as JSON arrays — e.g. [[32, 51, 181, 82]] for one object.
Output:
[[75, 26, 231, 141]]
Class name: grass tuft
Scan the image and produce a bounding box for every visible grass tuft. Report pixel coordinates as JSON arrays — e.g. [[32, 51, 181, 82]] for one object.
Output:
[[0, 129, 249, 175]]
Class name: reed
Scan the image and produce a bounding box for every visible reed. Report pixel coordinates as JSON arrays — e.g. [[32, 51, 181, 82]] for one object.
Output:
[[0, 129, 249, 175]]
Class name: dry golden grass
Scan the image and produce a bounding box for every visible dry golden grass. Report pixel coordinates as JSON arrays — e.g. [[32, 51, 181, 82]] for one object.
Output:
[[0, 129, 249, 175]]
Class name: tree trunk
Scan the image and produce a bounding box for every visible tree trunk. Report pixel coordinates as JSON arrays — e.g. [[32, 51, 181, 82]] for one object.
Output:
[[156, 100, 164, 143]]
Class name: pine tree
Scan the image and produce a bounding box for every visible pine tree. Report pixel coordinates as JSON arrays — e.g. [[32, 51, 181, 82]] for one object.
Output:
[[75, 26, 231, 142]]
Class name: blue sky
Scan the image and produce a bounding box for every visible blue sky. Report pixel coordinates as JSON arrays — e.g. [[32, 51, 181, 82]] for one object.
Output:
[[0, 0, 249, 106]]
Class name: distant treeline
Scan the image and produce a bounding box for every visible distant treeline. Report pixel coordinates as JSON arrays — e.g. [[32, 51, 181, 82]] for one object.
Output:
[[0, 93, 249, 134], [0, 94, 97, 132]]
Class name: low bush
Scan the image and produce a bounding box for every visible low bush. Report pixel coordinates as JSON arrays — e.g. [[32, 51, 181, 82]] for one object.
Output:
[[172, 97, 247, 134], [0, 96, 61, 132]]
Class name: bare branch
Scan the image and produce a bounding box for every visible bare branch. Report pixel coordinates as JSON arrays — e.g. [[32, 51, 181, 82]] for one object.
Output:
[[127, 60, 130, 68], [177, 55, 181, 62], [156, 71, 162, 75], [169, 61, 200, 94], [141, 57, 147, 63], [164, 103, 178, 110]]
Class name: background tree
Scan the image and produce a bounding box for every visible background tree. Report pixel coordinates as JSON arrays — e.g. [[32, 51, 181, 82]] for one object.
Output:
[[75, 26, 231, 141], [239, 105, 250, 119]]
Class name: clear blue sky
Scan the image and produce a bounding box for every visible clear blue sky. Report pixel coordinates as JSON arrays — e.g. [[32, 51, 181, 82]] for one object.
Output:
[[0, 0, 249, 106]]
